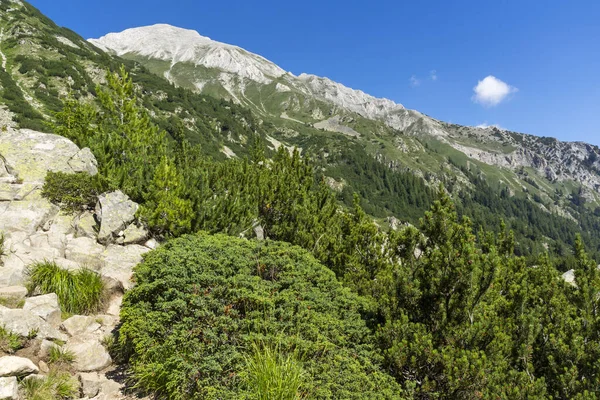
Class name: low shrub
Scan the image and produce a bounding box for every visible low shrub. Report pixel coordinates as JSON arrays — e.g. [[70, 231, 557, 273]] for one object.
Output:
[[41, 171, 109, 213], [26, 262, 104, 315], [117, 233, 402, 399]]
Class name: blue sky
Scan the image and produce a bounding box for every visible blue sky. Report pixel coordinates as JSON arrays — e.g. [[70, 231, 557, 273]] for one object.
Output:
[[30, 0, 600, 144]]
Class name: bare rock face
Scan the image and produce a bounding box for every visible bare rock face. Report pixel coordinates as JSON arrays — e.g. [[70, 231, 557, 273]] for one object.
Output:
[[0, 286, 27, 302], [0, 356, 39, 377], [65, 337, 112, 372], [0, 308, 67, 341], [61, 316, 101, 337], [95, 191, 138, 244], [0, 376, 18, 399], [23, 293, 62, 327]]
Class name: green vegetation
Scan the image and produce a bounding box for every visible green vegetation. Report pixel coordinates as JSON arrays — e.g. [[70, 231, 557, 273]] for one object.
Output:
[[48, 346, 75, 366], [244, 342, 306, 400], [42, 171, 109, 213], [117, 233, 402, 399], [21, 370, 79, 400], [26, 262, 104, 315], [0, 325, 25, 354]]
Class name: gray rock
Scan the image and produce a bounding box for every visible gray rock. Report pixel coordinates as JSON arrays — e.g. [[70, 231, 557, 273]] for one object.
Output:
[[253, 225, 264, 241], [122, 223, 148, 245], [61, 316, 101, 337], [562, 269, 577, 287], [105, 295, 122, 318], [79, 372, 102, 398], [0, 200, 58, 237], [68, 148, 98, 176], [0, 129, 97, 184], [95, 191, 138, 244], [0, 376, 18, 399], [65, 337, 111, 372], [38, 360, 49, 374], [0, 286, 27, 302], [0, 356, 39, 377], [23, 293, 62, 327], [73, 212, 98, 239], [65, 237, 105, 270], [101, 245, 149, 289], [0, 308, 67, 341], [144, 238, 158, 249]]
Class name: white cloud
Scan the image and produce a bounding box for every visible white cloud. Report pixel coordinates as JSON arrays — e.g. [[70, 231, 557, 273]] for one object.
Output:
[[430, 70, 437, 81], [409, 75, 421, 87], [472, 75, 518, 107], [476, 122, 504, 130]]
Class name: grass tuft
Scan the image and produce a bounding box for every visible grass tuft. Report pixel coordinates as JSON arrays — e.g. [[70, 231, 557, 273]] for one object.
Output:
[[244, 342, 306, 400], [48, 346, 75, 366], [0, 325, 25, 354], [26, 261, 104, 315], [21, 369, 78, 400]]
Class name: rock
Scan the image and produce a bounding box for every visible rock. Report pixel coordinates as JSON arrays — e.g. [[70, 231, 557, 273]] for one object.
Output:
[[79, 372, 102, 398], [105, 295, 122, 318], [65, 338, 111, 372], [0, 200, 58, 237], [0, 286, 27, 302], [101, 245, 149, 289], [95, 191, 138, 244], [0, 130, 97, 184], [38, 360, 49, 374], [68, 148, 98, 176], [65, 237, 105, 270], [0, 308, 67, 341], [73, 212, 98, 239], [61, 316, 101, 337], [144, 238, 158, 249], [0, 376, 18, 400], [562, 269, 577, 287], [0, 356, 39, 377], [253, 225, 264, 241], [122, 223, 148, 245], [23, 293, 62, 327], [101, 277, 123, 297], [39, 340, 58, 359]]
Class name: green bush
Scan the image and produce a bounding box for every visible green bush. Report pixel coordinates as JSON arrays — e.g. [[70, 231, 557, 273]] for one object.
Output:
[[26, 262, 104, 315], [0, 325, 25, 353], [41, 171, 109, 213], [117, 233, 402, 399]]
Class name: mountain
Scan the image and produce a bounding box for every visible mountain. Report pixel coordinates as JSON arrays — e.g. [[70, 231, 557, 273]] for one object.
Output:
[[1, 1, 600, 257], [91, 24, 600, 210]]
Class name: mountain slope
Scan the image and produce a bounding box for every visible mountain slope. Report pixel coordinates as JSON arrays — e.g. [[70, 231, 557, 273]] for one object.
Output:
[[91, 24, 600, 206]]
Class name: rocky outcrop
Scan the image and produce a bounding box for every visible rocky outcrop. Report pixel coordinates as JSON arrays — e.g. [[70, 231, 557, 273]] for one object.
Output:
[[0, 356, 38, 377], [0, 128, 157, 400]]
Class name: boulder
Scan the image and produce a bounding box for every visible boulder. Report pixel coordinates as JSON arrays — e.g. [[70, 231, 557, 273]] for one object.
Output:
[[144, 238, 158, 249], [38, 360, 49, 374], [0, 286, 27, 302], [105, 295, 122, 318], [95, 191, 138, 244], [64, 237, 105, 270], [65, 337, 111, 372], [0, 376, 18, 400], [79, 372, 102, 398], [0, 200, 58, 237], [101, 245, 149, 289], [0, 308, 67, 341], [73, 212, 98, 239], [61, 316, 101, 337], [562, 269, 577, 287], [68, 148, 98, 176], [122, 223, 148, 245], [0, 356, 39, 377], [23, 294, 62, 327], [0, 129, 96, 184]]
